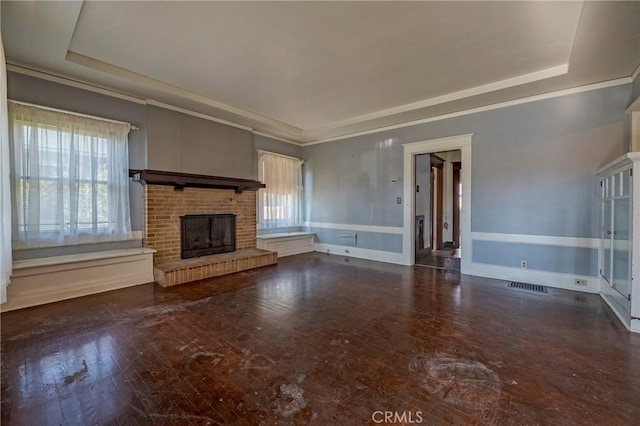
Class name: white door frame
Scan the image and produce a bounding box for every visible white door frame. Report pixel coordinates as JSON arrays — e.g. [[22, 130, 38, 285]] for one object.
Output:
[[402, 134, 473, 272]]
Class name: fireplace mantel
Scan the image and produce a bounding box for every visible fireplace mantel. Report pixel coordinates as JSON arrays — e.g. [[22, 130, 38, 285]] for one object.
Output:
[[130, 169, 265, 193]]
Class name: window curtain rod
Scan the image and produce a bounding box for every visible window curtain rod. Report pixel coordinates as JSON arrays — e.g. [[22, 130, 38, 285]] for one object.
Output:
[[8, 99, 139, 130], [257, 149, 303, 163]]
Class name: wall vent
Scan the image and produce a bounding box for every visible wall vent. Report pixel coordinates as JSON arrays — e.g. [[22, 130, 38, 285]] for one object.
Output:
[[508, 281, 547, 293]]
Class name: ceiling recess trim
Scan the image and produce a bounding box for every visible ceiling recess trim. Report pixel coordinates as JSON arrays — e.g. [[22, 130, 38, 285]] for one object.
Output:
[[65, 50, 303, 138], [66, 49, 572, 142], [146, 99, 253, 132], [6, 62, 147, 105], [9, 61, 635, 147], [252, 131, 301, 146], [7, 62, 302, 145], [631, 62, 640, 82], [303, 64, 569, 138], [305, 76, 632, 146]]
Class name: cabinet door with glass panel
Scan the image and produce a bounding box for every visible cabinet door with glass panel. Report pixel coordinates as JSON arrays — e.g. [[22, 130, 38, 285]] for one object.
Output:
[[601, 168, 632, 303]]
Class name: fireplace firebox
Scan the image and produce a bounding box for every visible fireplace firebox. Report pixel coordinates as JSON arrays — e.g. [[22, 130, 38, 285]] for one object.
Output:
[[180, 214, 236, 259]]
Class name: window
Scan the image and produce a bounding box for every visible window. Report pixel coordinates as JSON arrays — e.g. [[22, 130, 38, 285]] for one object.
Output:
[[9, 102, 132, 247], [257, 150, 303, 229]]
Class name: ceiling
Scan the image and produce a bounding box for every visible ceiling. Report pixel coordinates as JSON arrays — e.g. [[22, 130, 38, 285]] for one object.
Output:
[[2, 1, 639, 144]]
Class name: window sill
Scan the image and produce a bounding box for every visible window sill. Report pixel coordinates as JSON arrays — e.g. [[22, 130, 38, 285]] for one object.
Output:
[[12, 231, 143, 251], [12, 247, 156, 270], [256, 232, 315, 240]]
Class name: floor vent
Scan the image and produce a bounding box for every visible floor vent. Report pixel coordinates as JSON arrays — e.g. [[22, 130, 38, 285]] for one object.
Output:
[[509, 282, 547, 293]]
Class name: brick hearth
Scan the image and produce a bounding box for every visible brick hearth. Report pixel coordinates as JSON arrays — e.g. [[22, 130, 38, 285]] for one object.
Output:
[[142, 184, 276, 285]]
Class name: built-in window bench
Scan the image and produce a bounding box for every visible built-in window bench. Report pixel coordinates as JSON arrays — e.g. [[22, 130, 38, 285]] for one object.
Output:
[[256, 232, 315, 257], [1, 248, 155, 312]]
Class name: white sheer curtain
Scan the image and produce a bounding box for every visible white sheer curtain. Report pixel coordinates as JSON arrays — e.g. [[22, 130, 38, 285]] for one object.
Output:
[[0, 35, 12, 303], [257, 150, 303, 229], [9, 102, 132, 248]]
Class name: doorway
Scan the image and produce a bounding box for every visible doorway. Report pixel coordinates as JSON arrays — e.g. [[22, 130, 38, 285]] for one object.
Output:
[[402, 134, 472, 273], [414, 150, 461, 269]]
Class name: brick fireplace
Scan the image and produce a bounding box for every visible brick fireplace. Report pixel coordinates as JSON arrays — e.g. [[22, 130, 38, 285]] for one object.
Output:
[[132, 170, 277, 287], [143, 185, 256, 264]]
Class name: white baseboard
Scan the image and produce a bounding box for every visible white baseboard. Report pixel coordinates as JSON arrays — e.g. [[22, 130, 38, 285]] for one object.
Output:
[[1, 248, 155, 312], [314, 243, 407, 265], [315, 245, 596, 293], [599, 292, 631, 331], [466, 262, 598, 293]]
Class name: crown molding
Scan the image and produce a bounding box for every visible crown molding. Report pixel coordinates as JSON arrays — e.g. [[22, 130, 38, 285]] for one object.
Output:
[[631, 61, 640, 82], [252, 131, 302, 146], [7, 62, 147, 105], [145, 99, 253, 132], [6, 62, 301, 143], [303, 64, 569, 138], [304, 77, 632, 146], [65, 50, 303, 138], [8, 60, 635, 148]]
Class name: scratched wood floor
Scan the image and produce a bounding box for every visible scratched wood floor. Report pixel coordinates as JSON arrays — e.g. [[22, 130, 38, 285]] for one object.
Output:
[[1, 253, 639, 425]]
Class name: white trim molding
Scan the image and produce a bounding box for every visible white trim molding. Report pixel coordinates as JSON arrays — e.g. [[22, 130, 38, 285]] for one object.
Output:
[[146, 99, 253, 132], [6, 62, 147, 105], [304, 221, 403, 235], [305, 65, 568, 138], [257, 232, 315, 257], [7, 62, 303, 145], [627, 96, 640, 152], [1, 248, 155, 312], [65, 51, 304, 139], [631, 62, 640, 82], [314, 243, 405, 265], [402, 134, 473, 269], [471, 232, 600, 249], [8, 60, 633, 146], [305, 78, 631, 146], [466, 262, 599, 294], [252, 131, 302, 146]]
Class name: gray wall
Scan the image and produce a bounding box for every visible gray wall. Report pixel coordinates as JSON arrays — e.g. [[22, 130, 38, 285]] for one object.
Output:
[[147, 105, 254, 180], [302, 83, 632, 276], [146, 107, 301, 182], [7, 73, 299, 257], [633, 72, 640, 102]]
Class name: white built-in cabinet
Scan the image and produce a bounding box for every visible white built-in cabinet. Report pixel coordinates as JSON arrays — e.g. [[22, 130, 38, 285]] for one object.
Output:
[[597, 152, 640, 332]]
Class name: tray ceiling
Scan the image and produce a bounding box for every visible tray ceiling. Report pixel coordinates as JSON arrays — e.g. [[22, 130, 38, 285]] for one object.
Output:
[[2, 1, 639, 143]]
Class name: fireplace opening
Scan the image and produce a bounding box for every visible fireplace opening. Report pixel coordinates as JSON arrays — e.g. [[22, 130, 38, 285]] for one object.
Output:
[[180, 214, 236, 259]]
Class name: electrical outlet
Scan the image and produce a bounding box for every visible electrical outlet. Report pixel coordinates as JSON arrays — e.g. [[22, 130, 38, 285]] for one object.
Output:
[[396, 197, 402, 204], [520, 260, 528, 269], [575, 279, 587, 286], [345, 249, 350, 254]]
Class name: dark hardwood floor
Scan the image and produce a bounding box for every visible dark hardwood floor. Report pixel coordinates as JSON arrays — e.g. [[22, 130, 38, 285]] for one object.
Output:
[[1, 253, 639, 425], [415, 248, 460, 269]]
